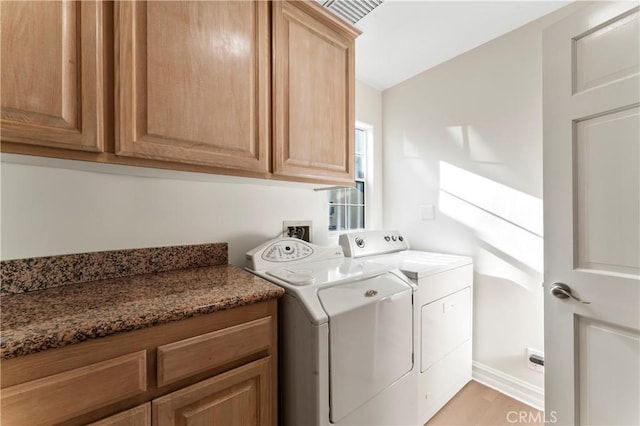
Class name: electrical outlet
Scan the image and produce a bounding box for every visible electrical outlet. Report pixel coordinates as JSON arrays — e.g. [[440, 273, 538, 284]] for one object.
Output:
[[283, 221, 312, 242], [527, 348, 544, 373]]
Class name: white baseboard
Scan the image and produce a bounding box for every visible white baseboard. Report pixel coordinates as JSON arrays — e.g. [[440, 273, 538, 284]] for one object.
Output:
[[472, 361, 544, 411]]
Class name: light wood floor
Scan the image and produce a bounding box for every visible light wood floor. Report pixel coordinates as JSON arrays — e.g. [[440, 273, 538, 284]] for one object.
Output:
[[426, 381, 543, 426]]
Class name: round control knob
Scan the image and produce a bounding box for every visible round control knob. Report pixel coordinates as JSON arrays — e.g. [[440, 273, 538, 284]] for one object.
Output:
[[384, 236, 391, 242], [355, 237, 365, 248], [398, 236, 404, 242], [391, 235, 397, 241]]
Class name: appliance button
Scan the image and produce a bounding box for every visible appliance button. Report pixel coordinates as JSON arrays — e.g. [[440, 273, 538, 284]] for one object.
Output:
[[398, 236, 404, 242], [287, 273, 315, 286], [391, 235, 397, 241], [355, 237, 365, 248], [384, 236, 391, 242]]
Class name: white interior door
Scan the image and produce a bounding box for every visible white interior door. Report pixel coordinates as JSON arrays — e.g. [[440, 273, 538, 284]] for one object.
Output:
[[543, 3, 640, 425]]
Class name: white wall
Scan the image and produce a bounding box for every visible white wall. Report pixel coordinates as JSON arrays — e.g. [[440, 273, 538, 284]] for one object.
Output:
[[0, 155, 328, 266], [382, 3, 583, 393]]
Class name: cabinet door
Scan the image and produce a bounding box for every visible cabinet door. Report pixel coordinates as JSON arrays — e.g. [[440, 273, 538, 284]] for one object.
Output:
[[89, 403, 151, 426], [153, 358, 272, 426], [0, 1, 105, 152], [273, 1, 359, 185], [116, 1, 269, 173]]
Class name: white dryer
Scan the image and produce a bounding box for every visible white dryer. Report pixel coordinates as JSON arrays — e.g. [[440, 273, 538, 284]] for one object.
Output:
[[246, 238, 419, 426], [339, 230, 473, 424]]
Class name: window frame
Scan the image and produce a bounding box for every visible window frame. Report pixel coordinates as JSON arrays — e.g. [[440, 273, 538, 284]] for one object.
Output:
[[327, 122, 373, 235]]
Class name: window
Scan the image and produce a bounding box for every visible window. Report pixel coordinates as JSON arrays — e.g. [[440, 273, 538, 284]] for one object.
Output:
[[328, 127, 367, 231]]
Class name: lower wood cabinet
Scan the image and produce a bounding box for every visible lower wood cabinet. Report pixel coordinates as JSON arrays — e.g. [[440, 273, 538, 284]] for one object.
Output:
[[0, 300, 277, 426], [88, 359, 271, 426]]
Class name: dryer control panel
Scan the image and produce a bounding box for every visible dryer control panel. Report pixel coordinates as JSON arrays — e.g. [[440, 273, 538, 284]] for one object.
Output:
[[339, 230, 409, 258]]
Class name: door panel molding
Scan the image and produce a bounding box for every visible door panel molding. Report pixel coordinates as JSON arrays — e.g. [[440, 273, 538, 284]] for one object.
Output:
[[572, 7, 639, 94], [573, 106, 640, 275]]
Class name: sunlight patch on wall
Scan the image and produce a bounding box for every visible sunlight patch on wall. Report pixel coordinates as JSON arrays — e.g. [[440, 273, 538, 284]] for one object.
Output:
[[446, 125, 468, 152], [439, 162, 543, 273], [440, 162, 542, 236], [475, 246, 542, 293], [445, 125, 502, 164]]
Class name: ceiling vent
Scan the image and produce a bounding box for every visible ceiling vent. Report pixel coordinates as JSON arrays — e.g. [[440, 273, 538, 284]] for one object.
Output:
[[320, 0, 383, 24]]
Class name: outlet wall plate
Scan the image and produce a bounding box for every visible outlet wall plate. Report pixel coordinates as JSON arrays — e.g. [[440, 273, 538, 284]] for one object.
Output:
[[283, 220, 312, 242], [527, 347, 544, 373]]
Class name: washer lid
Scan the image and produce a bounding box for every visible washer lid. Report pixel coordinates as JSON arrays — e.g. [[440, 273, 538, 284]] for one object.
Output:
[[266, 258, 391, 287], [317, 271, 412, 315]]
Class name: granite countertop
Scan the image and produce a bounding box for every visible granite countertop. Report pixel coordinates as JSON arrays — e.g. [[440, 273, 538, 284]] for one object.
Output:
[[0, 244, 284, 360]]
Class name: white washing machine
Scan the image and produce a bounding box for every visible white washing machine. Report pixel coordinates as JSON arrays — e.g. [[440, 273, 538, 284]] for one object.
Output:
[[246, 238, 420, 426], [339, 230, 473, 424]]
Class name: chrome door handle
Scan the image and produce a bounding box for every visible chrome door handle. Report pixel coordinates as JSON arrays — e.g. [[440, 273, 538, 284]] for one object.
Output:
[[550, 282, 591, 304]]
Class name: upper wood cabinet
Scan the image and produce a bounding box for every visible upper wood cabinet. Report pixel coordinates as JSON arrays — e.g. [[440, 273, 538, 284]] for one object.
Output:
[[1, 1, 360, 185], [0, 1, 105, 152], [115, 1, 270, 173], [272, 1, 360, 185]]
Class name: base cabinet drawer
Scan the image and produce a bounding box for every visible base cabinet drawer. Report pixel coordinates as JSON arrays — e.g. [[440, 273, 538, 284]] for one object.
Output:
[[157, 317, 272, 387], [153, 358, 272, 426], [1, 351, 147, 426], [89, 403, 151, 426]]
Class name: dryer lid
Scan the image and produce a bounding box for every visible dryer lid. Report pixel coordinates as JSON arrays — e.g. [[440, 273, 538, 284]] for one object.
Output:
[[366, 250, 472, 279]]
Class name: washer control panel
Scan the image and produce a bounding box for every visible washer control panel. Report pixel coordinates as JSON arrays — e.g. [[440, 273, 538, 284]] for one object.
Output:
[[246, 238, 344, 271], [339, 230, 409, 258], [262, 240, 313, 262]]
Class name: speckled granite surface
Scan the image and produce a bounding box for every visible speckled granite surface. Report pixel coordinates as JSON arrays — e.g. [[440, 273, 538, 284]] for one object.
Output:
[[0, 265, 284, 359], [0, 243, 228, 295]]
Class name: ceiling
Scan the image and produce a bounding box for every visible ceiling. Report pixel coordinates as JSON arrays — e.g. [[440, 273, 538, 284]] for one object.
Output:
[[352, 0, 571, 90]]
